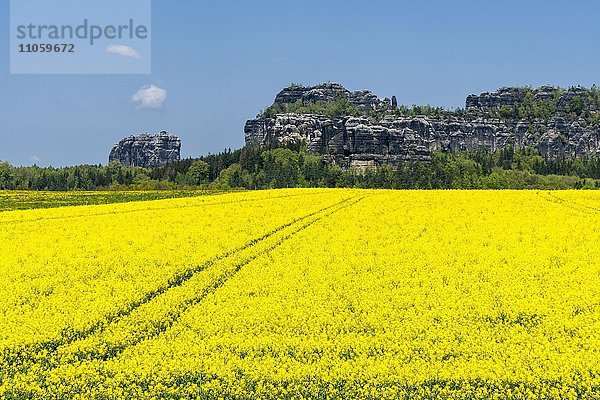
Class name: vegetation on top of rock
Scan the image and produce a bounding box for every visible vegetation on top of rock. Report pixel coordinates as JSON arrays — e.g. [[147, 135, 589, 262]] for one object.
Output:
[[383, 104, 465, 119], [468, 85, 600, 123], [261, 83, 600, 123], [260, 98, 360, 118], [287, 82, 304, 90]]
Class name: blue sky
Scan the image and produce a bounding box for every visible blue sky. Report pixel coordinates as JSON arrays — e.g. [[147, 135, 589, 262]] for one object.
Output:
[[1, 0, 599, 166]]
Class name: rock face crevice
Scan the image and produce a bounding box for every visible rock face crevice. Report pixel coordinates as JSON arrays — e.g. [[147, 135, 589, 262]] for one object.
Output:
[[109, 131, 181, 168], [245, 84, 600, 169]]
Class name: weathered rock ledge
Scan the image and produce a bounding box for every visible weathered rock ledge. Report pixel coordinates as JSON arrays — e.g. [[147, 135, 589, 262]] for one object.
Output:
[[109, 131, 181, 168], [245, 83, 600, 169]]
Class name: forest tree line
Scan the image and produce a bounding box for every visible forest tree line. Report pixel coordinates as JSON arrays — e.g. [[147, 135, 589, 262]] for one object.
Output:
[[1, 145, 600, 191]]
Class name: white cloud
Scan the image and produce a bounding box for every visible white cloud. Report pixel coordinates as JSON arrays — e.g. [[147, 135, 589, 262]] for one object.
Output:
[[106, 44, 142, 59], [29, 155, 41, 164], [132, 85, 167, 109]]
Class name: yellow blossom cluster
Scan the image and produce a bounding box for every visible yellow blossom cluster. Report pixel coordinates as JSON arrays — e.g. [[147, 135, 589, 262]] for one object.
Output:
[[1, 189, 600, 399]]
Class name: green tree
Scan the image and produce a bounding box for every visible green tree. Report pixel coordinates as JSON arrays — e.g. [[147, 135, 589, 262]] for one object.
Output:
[[186, 160, 210, 185], [0, 161, 13, 189], [214, 163, 254, 189]]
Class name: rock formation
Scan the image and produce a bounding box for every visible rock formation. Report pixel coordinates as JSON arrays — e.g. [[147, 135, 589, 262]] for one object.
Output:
[[245, 83, 600, 169], [273, 82, 395, 113], [109, 131, 181, 168]]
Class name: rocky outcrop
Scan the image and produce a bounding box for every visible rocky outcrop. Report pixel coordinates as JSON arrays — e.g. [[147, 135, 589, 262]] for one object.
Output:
[[245, 84, 600, 168], [273, 83, 395, 113], [109, 131, 181, 168], [466, 87, 527, 110], [466, 85, 596, 113]]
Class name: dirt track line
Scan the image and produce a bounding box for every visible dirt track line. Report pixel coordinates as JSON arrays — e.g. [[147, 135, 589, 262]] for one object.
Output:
[[0, 195, 360, 378], [537, 191, 600, 215], [49, 195, 369, 368]]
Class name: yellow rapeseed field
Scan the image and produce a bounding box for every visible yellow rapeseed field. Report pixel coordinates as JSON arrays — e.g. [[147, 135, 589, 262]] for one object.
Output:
[[1, 189, 600, 399]]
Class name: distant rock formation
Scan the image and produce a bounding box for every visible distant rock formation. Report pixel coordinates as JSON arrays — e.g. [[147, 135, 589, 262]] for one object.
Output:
[[273, 82, 395, 113], [109, 131, 181, 168], [245, 83, 600, 169]]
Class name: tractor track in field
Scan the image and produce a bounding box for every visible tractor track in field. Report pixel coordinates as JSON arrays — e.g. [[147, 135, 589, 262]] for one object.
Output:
[[0, 191, 325, 225], [0, 194, 368, 381], [53, 194, 370, 367], [537, 191, 600, 216]]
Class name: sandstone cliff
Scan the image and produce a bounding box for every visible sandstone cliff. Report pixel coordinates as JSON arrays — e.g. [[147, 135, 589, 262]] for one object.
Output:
[[109, 131, 181, 168], [245, 83, 600, 169]]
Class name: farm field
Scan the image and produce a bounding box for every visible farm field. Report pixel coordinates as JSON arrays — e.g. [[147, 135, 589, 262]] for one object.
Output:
[[0, 190, 218, 212], [1, 189, 600, 399]]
